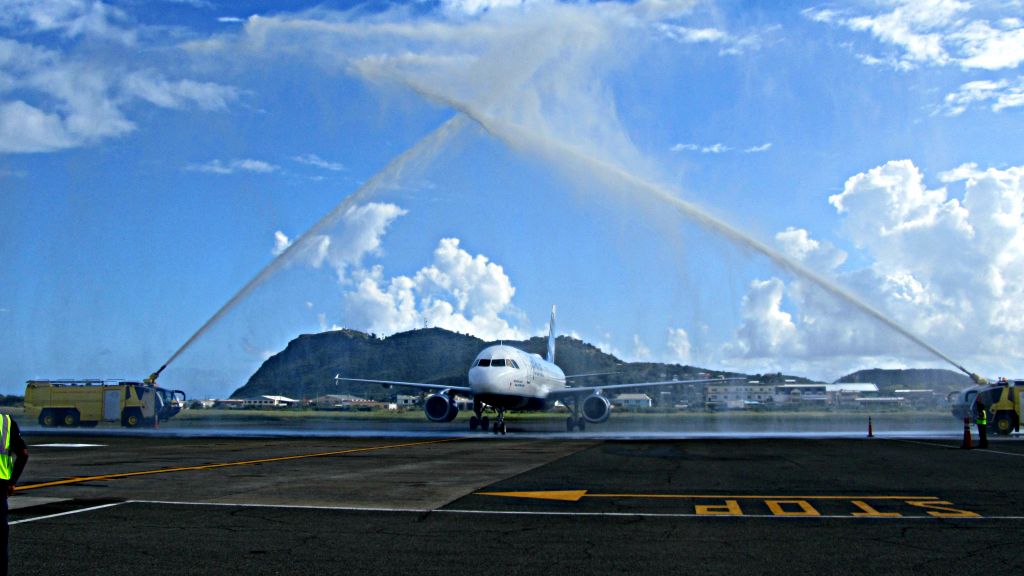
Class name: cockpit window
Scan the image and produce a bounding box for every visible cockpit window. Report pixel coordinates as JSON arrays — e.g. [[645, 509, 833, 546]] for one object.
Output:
[[509, 359, 520, 369], [477, 359, 491, 367], [491, 358, 506, 367]]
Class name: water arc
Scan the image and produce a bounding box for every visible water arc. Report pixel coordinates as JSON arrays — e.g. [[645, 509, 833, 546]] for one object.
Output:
[[399, 84, 971, 376], [150, 115, 469, 380]]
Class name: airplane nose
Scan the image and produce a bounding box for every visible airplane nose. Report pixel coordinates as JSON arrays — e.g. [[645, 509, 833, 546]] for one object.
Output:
[[469, 367, 512, 389]]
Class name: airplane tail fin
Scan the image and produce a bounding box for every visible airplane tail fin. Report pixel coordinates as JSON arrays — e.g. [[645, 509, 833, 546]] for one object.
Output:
[[547, 305, 557, 364]]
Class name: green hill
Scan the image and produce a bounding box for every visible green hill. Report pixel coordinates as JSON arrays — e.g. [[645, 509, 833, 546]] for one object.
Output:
[[835, 368, 971, 394]]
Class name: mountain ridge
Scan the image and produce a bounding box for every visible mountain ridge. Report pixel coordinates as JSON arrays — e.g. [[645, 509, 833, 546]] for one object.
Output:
[[231, 327, 971, 400]]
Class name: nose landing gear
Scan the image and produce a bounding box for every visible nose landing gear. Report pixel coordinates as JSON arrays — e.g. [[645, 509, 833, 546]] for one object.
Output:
[[492, 408, 507, 435]]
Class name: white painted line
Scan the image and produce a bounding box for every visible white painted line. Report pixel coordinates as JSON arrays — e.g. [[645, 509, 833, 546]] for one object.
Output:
[[130, 499, 432, 514], [30, 443, 107, 448], [969, 448, 1024, 457], [126, 500, 1024, 521], [892, 438, 1024, 457], [10, 501, 126, 525], [891, 439, 959, 450]]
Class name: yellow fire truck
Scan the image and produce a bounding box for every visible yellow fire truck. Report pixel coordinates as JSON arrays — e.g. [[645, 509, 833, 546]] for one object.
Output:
[[951, 378, 1021, 435], [24, 379, 186, 428]]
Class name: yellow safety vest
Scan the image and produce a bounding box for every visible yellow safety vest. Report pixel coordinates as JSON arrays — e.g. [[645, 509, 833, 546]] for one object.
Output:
[[0, 414, 12, 481], [976, 408, 987, 426]]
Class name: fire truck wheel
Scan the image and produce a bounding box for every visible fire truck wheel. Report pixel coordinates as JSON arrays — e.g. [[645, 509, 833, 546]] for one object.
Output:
[[61, 410, 80, 427], [38, 410, 57, 428], [122, 409, 143, 428], [994, 412, 1014, 436]]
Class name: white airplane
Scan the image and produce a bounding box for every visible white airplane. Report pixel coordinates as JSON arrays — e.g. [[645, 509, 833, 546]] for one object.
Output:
[[339, 306, 740, 434]]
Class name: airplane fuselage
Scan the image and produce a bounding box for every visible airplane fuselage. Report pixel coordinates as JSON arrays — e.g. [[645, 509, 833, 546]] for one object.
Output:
[[468, 345, 566, 411]]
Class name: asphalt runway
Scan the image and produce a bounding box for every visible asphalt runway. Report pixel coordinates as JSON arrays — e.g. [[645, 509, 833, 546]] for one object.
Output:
[[8, 432, 1024, 575]]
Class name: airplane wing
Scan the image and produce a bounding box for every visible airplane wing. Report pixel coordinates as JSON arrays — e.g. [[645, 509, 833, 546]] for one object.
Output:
[[548, 377, 746, 398], [564, 370, 620, 380], [335, 377, 472, 395]]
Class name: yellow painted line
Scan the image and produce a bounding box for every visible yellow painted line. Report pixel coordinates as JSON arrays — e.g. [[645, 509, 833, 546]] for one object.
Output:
[[16, 437, 464, 492], [585, 494, 941, 500], [478, 490, 590, 501], [476, 490, 941, 502]]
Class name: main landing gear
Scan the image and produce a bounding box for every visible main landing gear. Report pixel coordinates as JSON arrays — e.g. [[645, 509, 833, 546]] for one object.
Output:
[[565, 396, 586, 432], [468, 414, 491, 432]]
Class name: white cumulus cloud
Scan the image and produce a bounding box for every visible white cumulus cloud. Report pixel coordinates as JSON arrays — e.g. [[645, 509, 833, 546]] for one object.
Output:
[[342, 237, 525, 341], [666, 327, 691, 364], [725, 159, 1024, 378], [775, 227, 847, 271], [276, 202, 408, 282], [728, 278, 802, 359], [939, 162, 982, 182], [0, 9, 239, 155]]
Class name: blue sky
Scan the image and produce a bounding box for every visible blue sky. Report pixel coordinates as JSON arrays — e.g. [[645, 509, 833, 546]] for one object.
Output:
[[2, 0, 1023, 398]]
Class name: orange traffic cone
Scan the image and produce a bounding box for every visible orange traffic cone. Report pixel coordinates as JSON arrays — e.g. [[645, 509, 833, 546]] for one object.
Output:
[[960, 416, 972, 449], [867, 416, 874, 438]]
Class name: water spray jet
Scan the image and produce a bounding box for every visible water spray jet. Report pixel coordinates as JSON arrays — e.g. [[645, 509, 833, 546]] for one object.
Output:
[[394, 79, 979, 377], [145, 115, 469, 382]]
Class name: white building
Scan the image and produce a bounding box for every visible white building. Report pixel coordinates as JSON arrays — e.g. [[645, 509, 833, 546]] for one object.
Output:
[[241, 395, 298, 408], [396, 394, 419, 407], [615, 393, 653, 409], [315, 394, 373, 408], [827, 383, 879, 405], [706, 382, 776, 410], [773, 384, 829, 406]]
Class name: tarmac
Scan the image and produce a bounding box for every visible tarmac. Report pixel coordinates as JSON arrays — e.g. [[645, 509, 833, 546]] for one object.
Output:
[[8, 427, 1024, 575]]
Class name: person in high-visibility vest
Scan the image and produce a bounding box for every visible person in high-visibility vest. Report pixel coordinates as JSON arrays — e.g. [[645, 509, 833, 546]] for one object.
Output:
[[974, 399, 989, 449], [0, 413, 28, 576]]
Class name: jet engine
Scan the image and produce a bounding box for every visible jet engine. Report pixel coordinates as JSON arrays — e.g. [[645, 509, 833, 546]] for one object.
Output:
[[581, 394, 611, 424], [424, 393, 459, 423]]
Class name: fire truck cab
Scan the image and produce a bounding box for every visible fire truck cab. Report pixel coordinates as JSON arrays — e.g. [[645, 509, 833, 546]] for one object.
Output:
[[951, 378, 1022, 435]]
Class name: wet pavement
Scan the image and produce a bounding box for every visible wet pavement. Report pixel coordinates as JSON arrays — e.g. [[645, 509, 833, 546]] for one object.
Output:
[[8, 431, 1023, 575]]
